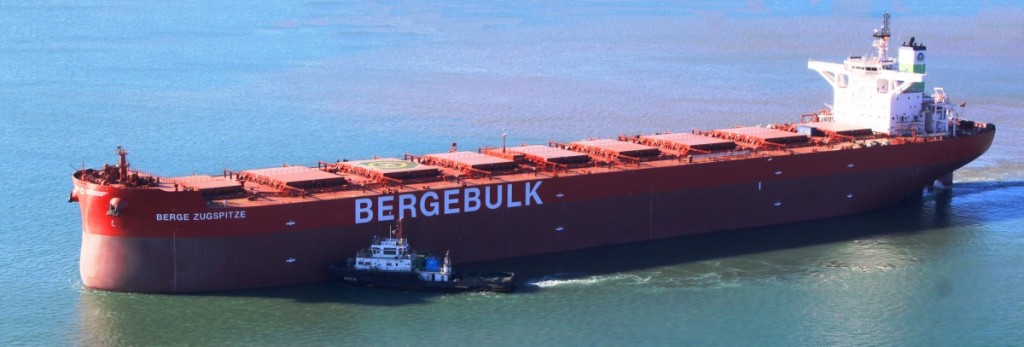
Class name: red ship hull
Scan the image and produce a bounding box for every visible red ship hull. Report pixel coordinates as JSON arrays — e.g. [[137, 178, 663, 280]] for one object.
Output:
[[73, 130, 994, 293]]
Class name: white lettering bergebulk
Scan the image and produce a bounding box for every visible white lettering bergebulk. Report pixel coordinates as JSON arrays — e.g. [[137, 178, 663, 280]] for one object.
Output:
[[443, 189, 460, 215], [377, 195, 395, 222], [355, 199, 373, 224], [506, 184, 522, 208], [485, 184, 502, 209], [398, 194, 417, 220], [464, 187, 481, 212], [525, 181, 542, 206], [353, 181, 543, 224], [421, 191, 440, 217]]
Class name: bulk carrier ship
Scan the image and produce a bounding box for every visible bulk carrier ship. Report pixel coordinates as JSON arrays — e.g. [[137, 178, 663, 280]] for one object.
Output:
[[70, 14, 994, 293]]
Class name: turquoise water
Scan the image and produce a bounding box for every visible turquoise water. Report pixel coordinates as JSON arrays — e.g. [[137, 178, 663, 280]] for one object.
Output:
[[2, 1, 1023, 345]]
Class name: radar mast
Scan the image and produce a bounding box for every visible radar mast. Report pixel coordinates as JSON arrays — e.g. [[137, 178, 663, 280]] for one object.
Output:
[[872, 12, 892, 61]]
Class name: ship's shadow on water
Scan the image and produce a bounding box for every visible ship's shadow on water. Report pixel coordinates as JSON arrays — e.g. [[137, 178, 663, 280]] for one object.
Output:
[[204, 282, 446, 306], [211, 180, 1021, 303]]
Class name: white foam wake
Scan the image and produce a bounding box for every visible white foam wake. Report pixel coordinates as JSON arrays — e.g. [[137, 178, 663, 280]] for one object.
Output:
[[527, 273, 652, 288]]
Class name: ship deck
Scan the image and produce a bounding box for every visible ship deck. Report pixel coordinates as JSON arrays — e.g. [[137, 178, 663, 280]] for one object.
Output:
[[133, 121, 995, 209]]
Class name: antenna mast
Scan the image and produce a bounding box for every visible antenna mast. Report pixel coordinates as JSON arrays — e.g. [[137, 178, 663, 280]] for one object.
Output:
[[872, 12, 892, 61]]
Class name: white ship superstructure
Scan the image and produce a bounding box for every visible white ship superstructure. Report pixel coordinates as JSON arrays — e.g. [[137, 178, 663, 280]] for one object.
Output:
[[808, 13, 958, 136]]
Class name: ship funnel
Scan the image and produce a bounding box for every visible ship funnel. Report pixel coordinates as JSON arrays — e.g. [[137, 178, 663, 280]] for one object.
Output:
[[898, 35, 926, 92]]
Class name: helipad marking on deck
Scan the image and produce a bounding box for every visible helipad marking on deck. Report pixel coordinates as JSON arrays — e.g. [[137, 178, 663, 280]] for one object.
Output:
[[360, 160, 418, 170]]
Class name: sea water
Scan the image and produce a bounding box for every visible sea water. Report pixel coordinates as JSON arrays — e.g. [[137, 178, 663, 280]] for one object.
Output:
[[2, 1, 1022, 345]]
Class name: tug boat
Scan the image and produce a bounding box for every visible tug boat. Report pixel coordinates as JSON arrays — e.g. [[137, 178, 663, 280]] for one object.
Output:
[[328, 225, 516, 293]]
